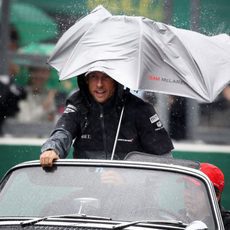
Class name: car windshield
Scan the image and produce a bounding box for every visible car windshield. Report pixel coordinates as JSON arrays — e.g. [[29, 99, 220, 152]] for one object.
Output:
[[0, 164, 216, 229]]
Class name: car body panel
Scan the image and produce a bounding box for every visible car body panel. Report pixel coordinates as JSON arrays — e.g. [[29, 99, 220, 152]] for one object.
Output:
[[0, 154, 224, 230]]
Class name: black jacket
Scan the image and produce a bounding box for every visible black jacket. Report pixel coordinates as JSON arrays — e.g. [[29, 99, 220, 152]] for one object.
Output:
[[41, 76, 173, 159]]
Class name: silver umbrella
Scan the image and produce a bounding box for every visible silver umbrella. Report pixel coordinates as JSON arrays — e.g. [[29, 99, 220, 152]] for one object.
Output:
[[48, 5, 230, 103], [48, 5, 111, 73]]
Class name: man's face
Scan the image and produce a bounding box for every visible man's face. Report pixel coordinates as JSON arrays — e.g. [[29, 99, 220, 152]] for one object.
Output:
[[87, 71, 116, 104], [30, 68, 50, 92]]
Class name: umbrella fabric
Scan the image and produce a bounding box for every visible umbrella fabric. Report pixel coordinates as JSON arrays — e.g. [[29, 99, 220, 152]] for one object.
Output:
[[48, 6, 230, 103], [49, 5, 111, 73], [8, 2, 58, 46]]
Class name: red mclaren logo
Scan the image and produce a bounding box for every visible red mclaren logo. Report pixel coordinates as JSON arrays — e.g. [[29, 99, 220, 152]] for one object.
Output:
[[149, 75, 160, 81], [148, 75, 184, 85]]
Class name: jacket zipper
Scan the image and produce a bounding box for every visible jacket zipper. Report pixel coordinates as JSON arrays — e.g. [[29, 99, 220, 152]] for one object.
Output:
[[99, 108, 108, 159]]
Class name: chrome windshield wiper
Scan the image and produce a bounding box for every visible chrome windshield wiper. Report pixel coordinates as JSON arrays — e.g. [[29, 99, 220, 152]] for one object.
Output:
[[20, 213, 112, 227], [113, 219, 187, 230]]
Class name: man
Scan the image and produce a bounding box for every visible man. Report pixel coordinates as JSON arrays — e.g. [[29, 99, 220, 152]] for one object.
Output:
[[40, 71, 173, 167], [0, 26, 26, 135], [16, 66, 56, 123], [182, 177, 214, 227], [200, 163, 230, 230]]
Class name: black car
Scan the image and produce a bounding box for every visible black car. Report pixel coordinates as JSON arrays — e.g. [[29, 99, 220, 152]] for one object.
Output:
[[0, 152, 224, 230]]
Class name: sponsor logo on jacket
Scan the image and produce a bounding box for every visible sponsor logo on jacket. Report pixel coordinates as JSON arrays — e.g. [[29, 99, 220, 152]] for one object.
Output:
[[117, 138, 134, 143], [150, 114, 163, 130], [64, 104, 77, 113], [149, 114, 159, 124], [81, 134, 91, 139]]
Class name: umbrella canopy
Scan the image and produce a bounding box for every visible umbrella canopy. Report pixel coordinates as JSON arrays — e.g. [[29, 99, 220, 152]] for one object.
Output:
[[48, 5, 230, 103], [18, 43, 55, 56], [49, 5, 111, 73], [7, 2, 58, 46], [13, 43, 55, 67]]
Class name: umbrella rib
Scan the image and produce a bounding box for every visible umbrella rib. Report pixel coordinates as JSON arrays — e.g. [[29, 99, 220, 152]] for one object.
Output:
[[161, 25, 210, 100], [162, 61, 210, 102]]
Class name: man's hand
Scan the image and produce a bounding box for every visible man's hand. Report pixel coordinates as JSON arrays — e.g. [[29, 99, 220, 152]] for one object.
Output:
[[40, 150, 59, 167], [100, 170, 125, 186]]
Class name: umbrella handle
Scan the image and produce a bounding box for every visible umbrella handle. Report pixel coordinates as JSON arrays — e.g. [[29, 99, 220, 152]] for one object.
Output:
[[110, 104, 125, 160]]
